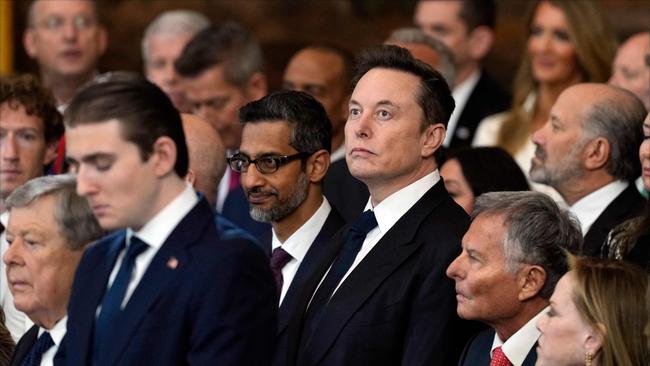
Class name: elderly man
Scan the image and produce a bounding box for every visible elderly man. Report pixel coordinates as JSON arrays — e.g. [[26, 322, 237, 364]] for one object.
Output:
[[609, 32, 650, 110], [284, 45, 475, 366], [414, 0, 509, 148], [1, 75, 64, 341], [142, 10, 209, 112], [4, 174, 104, 366], [447, 191, 582, 366], [23, 0, 107, 108], [531, 83, 647, 256], [175, 21, 269, 237]]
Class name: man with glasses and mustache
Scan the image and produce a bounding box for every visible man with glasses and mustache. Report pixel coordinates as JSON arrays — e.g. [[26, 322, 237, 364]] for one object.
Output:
[[229, 91, 344, 366]]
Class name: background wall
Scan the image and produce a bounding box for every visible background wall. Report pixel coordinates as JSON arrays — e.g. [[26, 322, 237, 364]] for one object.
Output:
[[11, 0, 650, 92]]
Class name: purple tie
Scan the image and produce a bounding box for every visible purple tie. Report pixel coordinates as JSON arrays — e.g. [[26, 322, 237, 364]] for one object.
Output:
[[270, 247, 292, 297]]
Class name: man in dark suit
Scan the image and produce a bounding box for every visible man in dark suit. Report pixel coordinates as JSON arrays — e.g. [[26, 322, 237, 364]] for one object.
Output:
[[4, 175, 104, 366], [414, 0, 509, 149], [231, 91, 345, 365], [447, 191, 582, 366], [530, 83, 647, 256], [63, 76, 276, 365], [283, 45, 475, 366]]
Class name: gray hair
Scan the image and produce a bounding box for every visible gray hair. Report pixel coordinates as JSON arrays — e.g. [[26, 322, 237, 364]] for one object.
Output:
[[5, 174, 104, 251], [141, 10, 210, 63], [472, 191, 582, 299], [580, 86, 646, 182], [385, 27, 456, 87]]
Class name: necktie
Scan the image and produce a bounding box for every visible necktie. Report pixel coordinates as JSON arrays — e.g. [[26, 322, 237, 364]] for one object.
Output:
[[301, 210, 377, 339], [490, 346, 512, 366], [270, 247, 292, 297], [93, 236, 149, 363], [21, 331, 54, 366]]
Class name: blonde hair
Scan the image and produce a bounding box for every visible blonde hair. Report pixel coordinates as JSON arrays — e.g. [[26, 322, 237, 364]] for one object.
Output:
[[497, 0, 616, 155], [570, 256, 649, 366]]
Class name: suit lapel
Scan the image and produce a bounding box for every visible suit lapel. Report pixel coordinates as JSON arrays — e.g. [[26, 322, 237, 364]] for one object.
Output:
[[9, 325, 38, 366]]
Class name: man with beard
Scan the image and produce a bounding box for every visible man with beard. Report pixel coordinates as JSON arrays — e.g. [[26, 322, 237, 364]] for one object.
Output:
[[530, 83, 646, 256], [230, 91, 344, 366]]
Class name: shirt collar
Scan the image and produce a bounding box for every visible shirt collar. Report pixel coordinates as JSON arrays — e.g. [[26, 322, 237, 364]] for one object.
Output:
[[491, 307, 548, 366], [272, 198, 331, 262], [38, 315, 67, 346], [570, 180, 628, 235]]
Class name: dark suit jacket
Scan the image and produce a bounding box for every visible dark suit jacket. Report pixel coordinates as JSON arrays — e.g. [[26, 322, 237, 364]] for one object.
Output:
[[9, 325, 64, 366], [583, 184, 645, 256], [449, 71, 510, 150], [222, 183, 271, 238], [284, 181, 475, 366], [62, 198, 276, 366], [259, 209, 345, 366], [323, 159, 369, 223], [458, 329, 537, 366]]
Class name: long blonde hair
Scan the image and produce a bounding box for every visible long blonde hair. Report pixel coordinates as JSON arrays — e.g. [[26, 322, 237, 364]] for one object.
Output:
[[497, 0, 617, 155]]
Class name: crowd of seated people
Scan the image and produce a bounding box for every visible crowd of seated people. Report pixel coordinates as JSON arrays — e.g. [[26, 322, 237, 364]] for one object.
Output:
[[1, 0, 649, 365]]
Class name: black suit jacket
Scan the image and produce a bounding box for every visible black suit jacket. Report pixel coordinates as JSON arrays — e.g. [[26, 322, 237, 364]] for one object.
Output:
[[9, 325, 64, 366], [583, 184, 645, 256], [449, 71, 510, 150], [259, 209, 345, 366], [458, 329, 537, 366], [284, 181, 475, 366], [323, 159, 369, 223], [62, 198, 276, 366]]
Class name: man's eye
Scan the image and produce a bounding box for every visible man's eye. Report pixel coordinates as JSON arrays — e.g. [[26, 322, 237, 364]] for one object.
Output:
[[377, 110, 391, 120]]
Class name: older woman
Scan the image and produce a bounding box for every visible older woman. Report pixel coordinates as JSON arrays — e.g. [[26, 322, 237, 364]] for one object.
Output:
[[536, 257, 649, 366]]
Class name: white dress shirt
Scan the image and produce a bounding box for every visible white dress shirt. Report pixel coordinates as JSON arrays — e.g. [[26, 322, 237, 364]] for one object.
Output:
[[0, 210, 28, 342], [330, 145, 346, 163], [570, 180, 628, 235], [105, 184, 199, 308], [444, 70, 481, 146], [491, 307, 547, 366], [39, 315, 67, 366], [272, 198, 331, 305]]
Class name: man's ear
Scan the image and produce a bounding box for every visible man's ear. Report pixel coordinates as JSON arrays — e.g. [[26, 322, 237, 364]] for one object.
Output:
[[151, 136, 178, 177], [96, 25, 109, 57], [518, 265, 546, 301], [306, 149, 330, 184], [23, 29, 38, 59], [244, 72, 268, 102], [583, 137, 609, 171], [43, 139, 59, 166], [421, 123, 446, 158], [185, 168, 196, 185], [468, 26, 494, 60]]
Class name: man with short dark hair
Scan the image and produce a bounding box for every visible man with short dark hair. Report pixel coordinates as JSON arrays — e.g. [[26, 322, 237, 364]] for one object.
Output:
[[175, 21, 269, 237], [448, 191, 582, 366], [63, 76, 276, 366], [414, 0, 509, 148], [284, 45, 475, 366], [531, 83, 646, 256]]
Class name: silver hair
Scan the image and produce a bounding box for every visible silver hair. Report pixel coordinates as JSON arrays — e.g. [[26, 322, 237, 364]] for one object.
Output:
[[385, 27, 457, 86], [472, 191, 582, 299], [5, 174, 104, 251], [141, 10, 210, 63]]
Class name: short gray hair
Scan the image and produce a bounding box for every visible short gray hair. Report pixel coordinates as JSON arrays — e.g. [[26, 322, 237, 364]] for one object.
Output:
[[472, 191, 582, 299], [141, 10, 210, 64], [385, 27, 456, 86], [6, 174, 104, 251]]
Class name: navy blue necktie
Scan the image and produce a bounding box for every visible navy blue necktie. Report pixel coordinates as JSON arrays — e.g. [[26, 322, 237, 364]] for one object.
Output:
[[301, 210, 378, 339], [93, 236, 148, 363], [21, 331, 53, 366]]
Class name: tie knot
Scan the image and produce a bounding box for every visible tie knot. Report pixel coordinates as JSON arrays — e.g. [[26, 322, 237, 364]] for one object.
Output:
[[350, 210, 378, 236], [270, 247, 292, 271], [125, 236, 149, 264], [33, 331, 54, 356], [490, 346, 512, 366]]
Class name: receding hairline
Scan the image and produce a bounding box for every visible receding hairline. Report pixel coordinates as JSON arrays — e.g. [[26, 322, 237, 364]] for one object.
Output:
[[28, 0, 99, 26]]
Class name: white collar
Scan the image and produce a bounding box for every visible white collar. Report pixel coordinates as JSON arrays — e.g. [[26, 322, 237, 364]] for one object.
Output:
[[570, 180, 628, 235], [444, 69, 481, 146], [38, 315, 67, 346], [491, 307, 548, 366], [272, 198, 331, 263], [330, 144, 346, 163]]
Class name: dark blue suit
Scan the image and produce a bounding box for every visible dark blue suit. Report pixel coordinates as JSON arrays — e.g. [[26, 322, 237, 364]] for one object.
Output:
[[458, 329, 537, 366], [62, 198, 276, 366]]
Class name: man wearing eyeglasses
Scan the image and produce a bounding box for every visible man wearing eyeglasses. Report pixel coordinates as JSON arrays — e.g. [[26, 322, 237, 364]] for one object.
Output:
[[23, 0, 107, 109], [230, 91, 345, 366]]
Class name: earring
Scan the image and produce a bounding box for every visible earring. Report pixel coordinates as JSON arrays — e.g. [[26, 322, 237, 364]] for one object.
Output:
[[585, 352, 593, 366]]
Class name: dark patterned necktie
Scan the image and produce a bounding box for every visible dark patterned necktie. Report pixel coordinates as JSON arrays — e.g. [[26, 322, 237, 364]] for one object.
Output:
[[21, 331, 53, 366], [270, 247, 292, 297]]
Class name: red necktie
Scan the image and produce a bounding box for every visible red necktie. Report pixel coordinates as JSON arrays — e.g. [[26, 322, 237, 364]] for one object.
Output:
[[490, 346, 512, 366], [228, 169, 240, 192]]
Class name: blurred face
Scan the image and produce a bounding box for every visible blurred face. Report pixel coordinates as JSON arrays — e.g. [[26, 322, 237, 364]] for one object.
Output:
[[283, 48, 349, 135], [530, 87, 586, 191], [640, 113, 650, 191], [609, 34, 650, 110], [23, 0, 106, 79], [238, 121, 308, 223], [66, 120, 161, 231], [182, 65, 250, 150], [4, 195, 82, 328], [0, 103, 57, 202], [446, 213, 523, 326], [527, 2, 581, 86], [440, 158, 474, 214], [536, 273, 598, 366], [346, 68, 440, 199], [145, 32, 195, 113]]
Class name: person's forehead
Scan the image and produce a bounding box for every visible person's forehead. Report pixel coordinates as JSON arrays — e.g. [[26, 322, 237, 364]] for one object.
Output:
[[0, 102, 45, 131], [241, 120, 292, 149], [32, 0, 96, 20], [352, 68, 420, 101], [416, 1, 463, 23]]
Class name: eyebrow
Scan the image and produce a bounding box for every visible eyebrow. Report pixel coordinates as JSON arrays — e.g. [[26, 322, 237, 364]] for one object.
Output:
[[349, 99, 399, 109], [67, 152, 115, 165]]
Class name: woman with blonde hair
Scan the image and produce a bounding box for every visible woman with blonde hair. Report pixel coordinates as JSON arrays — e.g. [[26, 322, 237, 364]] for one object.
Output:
[[536, 257, 649, 366], [473, 0, 616, 199]]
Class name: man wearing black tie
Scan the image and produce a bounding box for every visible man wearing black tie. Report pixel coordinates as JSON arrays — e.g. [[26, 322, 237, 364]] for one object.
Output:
[[284, 45, 478, 366], [4, 175, 104, 366]]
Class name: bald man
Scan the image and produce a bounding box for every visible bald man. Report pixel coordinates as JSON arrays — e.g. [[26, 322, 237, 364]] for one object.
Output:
[[609, 32, 650, 110]]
